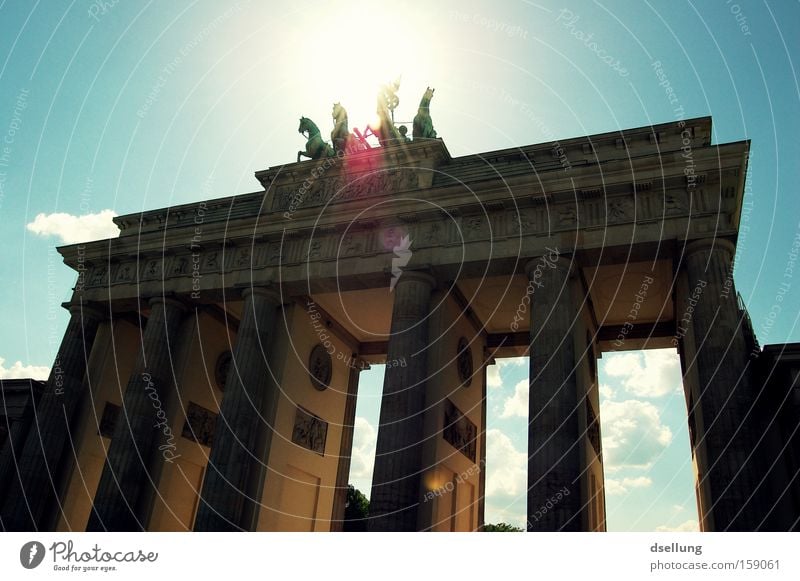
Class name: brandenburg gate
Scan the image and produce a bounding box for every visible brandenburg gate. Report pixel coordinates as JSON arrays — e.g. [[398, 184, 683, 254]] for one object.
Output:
[[1, 87, 797, 532]]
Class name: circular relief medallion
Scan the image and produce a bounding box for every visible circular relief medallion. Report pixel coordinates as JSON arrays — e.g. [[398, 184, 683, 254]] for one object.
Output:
[[457, 337, 473, 387], [214, 350, 233, 392], [309, 344, 333, 391]]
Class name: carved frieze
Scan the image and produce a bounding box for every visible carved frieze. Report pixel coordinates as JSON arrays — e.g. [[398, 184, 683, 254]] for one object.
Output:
[[607, 199, 631, 222], [291, 406, 328, 455], [141, 259, 162, 280], [98, 402, 120, 438], [80, 185, 709, 293], [271, 168, 420, 212], [461, 215, 488, 241], [182, 401, 218, 448], [443, 398, 477, 462], [114, 263, 135, 283], [172, 256, 190, 276]]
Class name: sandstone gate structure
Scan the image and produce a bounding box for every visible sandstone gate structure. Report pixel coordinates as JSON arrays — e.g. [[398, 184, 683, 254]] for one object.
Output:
[[2, 116, 798, 532]]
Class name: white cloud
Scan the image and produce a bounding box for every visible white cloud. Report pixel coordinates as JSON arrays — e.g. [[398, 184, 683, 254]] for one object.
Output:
[[605, 476, 653, 496], [26, 210, 119, 244], [0, 357, 50, 380], [599, 383, 614, 400], [485, 428, 527, 498], [656, 519, 699, 532], [601, 399, 673, 471], [486, 365, 502, 389], [349, 416, 377, 481], [499, 357, 527, 368], [487, 357, 527, 390], [603, 349, 681, 398], [500, 379, 528, 418]]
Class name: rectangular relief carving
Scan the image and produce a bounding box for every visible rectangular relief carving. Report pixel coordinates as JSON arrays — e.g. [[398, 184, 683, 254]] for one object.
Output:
[[182, 401, 218, 448], [443, 398, 477, 462], [98, 402, 120, 438], [292, 406, 328, 456]]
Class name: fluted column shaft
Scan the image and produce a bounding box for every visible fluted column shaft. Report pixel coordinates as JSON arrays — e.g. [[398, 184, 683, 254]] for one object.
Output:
[[87, 297, 186, 531], [193, 288, 281, 531], [682, 238, 759, 530], [1, 303, 103, 531], [330, 362, 362, 531], [369, 272, 435, 531], [526, 253, 584, 531]]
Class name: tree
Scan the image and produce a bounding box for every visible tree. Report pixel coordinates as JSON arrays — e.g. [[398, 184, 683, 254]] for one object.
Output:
[[343, 485, 369, 532], [483, 522, 524, 532]]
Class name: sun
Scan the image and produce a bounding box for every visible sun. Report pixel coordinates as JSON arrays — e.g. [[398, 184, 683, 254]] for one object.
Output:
[[288, 1, 434, 133]]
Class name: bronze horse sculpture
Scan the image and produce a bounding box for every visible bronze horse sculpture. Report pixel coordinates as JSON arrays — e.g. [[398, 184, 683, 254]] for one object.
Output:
[[297, 117, 334, 162], [412, 86, 437, 139]]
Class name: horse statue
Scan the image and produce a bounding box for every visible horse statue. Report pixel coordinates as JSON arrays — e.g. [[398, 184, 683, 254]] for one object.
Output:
[[412, 87, 437, 139], [297, 117, 334, 162]]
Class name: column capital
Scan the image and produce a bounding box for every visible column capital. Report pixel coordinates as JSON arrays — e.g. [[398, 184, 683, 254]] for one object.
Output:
[[524, 251, 574, 280], [147, 295, 188, 312], [684, 238, 736, 259], [393, 269, 437, 290], [64, 301, 105, 320], [241, 286, 282, 304]]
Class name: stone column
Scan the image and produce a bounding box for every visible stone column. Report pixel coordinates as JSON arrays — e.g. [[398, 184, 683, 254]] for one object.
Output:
[[194, 287, 281, 531], [369, 271, 435, 532], [1, 303, 103, 531], [681, 238, 760, 531], [86, 297, 186, 531], [330, 361, 362, 532], [477, 360, 488, 531], [526, 253, 584, 531]]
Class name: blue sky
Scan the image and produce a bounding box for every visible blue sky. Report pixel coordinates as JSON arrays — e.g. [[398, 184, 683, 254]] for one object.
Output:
[[1, 1, 798, 531]]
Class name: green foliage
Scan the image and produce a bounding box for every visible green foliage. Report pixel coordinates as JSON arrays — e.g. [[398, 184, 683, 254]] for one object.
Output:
[[343, 485, 369, 532], [483, 522, 524, 532]]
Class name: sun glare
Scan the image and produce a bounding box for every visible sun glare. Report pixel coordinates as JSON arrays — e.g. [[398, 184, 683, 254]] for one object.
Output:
[[286, 1, 435, 136]]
